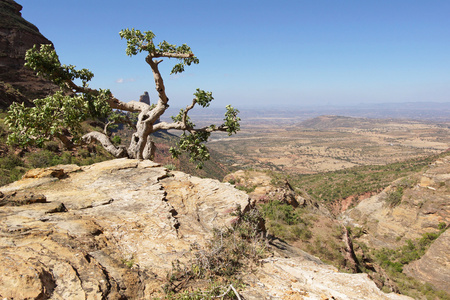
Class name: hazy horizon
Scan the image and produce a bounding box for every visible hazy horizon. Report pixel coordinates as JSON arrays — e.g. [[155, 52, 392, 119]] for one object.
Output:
[[162, 101, 450, 124]]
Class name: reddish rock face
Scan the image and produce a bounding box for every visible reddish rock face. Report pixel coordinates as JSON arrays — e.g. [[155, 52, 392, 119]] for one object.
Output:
[[0, 0, 58, 109]]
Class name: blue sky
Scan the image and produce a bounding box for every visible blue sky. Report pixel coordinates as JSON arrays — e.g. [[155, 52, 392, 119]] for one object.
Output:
[[18, 0, 450, 109]]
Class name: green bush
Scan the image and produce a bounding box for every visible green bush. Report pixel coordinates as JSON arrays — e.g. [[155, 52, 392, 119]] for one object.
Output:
[[164, 164, 176, 170], [385, 187, 403, 207], [0, 153, 24, 169], [235, 184, 256, 193], [111, 135, 122, 146], [0, 154, 26, 186], [25, 150, 62, 168], [438, 222, 447, 230], [261, 200, 312, 241], [45, 141, 60, 152]]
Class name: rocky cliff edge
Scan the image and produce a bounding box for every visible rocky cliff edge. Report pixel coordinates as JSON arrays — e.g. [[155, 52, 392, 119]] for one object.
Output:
[[0, 159, 410, 299]]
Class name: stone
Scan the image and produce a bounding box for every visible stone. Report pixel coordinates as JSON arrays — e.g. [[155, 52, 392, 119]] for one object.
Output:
[[404, 229, 450, 293], [0, 159, 252, 299], [0, 190, 46, 206], [139, 91, 150, 105]]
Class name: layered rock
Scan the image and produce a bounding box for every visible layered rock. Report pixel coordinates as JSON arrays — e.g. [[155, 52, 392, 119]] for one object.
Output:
[[0, 0, 57, 109], [343, 155, 449, 248], [404, 229, 450, 293], [0, 159, 412, 299]]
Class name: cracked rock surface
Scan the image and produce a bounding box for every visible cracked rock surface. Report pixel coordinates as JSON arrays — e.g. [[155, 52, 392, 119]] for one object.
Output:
[[0, 158, 411, 299], [0, 159, 249, 299]]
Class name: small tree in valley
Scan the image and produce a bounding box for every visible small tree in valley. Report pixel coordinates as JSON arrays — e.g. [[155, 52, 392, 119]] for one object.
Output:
[[6, 29, 240, 167]]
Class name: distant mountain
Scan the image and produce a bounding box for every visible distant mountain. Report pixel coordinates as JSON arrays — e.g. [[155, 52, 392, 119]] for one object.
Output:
[[166, 101, 450, 128], [295, 115, 425, 130], [297, 115, 377, 130], [0, 0, 57, 109]]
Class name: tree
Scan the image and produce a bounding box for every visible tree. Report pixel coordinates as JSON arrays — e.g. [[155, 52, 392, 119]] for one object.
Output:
[[5, 29, 240, 167]]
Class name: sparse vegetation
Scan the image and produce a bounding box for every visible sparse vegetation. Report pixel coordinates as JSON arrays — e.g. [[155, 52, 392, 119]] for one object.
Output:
[[161, 206, 267, 299], [306, 234, 347, 269], [235, 184, 256, 193], [354, 226, 450, 299], [385, 187, 404, 207], [122, 257, 135, 269], [260, 200, 312, 241], [268, 154, 443, 205]]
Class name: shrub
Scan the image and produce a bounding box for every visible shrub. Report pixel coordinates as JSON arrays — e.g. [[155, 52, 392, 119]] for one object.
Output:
[[261, 200, 312, 241], [164, 164, 176, 170], [111, 135, 121, 146], [162, 206, 267, 297], [385, 187, 403, 207], [0, 153, 24, 170], [25, 150, 60, 168], [0, 154, 26, 186]]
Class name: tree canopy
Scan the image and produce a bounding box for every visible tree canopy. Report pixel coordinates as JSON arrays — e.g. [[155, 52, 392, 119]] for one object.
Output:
[[6, 29, 240, 168]]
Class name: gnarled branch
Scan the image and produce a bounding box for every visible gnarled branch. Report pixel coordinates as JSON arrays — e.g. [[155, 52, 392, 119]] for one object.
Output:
[[82, 131, 128, 158]]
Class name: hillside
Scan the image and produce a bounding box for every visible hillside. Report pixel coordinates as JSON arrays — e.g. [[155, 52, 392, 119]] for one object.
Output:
[[224, 154, 450, 299], [343, 154, 450, 296]]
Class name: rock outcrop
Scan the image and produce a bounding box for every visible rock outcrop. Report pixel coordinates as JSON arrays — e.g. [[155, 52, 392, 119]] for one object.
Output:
[[224, 170, 332, 216], [343, 155, 449, 248], [0, 159, 250, 299], [139, 91, 150, 105], [404, 229, 450, 293], [0, 0, 57, 109], [0, 159, 411, 299]]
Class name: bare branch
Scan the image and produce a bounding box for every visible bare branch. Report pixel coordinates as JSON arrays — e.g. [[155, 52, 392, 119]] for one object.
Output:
[[65, 78, 149, 112], [103, 120, 114, 136], [183, 98, 197, 124], [152, 121, 229, 134], [146, 56, 169, 105], [153, 121, 185, 132]]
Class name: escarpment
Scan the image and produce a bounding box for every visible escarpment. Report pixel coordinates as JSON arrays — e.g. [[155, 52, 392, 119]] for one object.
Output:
[[0, 0, 58, 109]]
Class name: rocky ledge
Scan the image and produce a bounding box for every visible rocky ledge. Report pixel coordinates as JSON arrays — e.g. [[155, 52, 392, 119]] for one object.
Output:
[[0, 159, 410, 299]]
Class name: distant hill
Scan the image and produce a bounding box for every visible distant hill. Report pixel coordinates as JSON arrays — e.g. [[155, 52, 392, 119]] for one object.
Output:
[[298, 115, 378, 130], [0, 0, 57, 109], [296, 115, 427, 130]]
